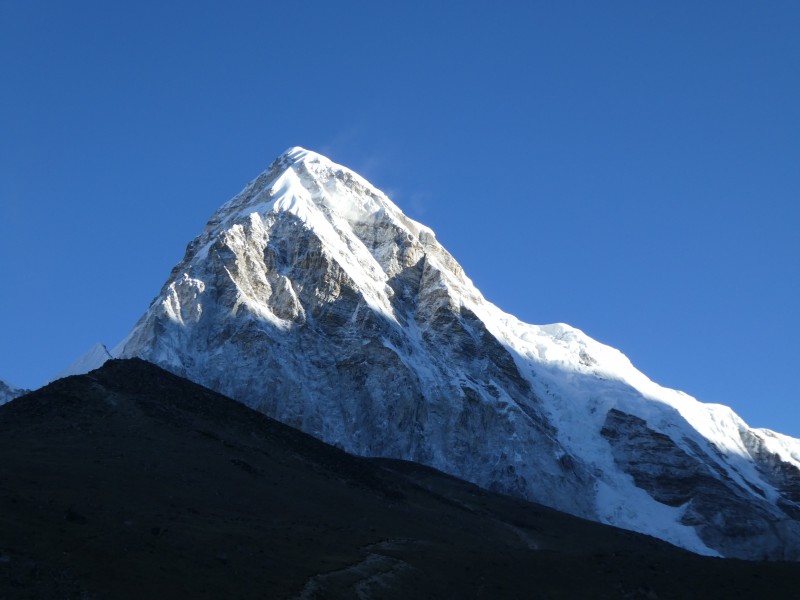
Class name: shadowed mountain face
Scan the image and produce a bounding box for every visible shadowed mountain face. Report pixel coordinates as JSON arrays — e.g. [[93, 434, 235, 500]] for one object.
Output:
[[2, 360, 800, 599]]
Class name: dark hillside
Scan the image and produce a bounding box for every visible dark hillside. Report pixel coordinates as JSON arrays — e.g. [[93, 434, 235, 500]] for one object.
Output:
[[0, 359, 798, 599]]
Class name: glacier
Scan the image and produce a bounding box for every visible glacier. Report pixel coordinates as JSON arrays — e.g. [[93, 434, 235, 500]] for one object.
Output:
[[112, 147, 800, 558]]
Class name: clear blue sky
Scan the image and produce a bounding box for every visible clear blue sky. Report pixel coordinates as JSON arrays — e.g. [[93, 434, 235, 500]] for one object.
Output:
[[1, 2, 799, 434]]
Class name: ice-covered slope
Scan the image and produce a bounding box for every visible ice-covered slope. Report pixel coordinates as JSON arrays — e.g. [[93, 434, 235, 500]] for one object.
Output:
[[49, 342, 112, 383], [116, 147, 800, 558], [0, 379, 28, 405]]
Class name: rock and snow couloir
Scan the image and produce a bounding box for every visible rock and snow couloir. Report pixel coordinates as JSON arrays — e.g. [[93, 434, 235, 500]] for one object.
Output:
[[112, 147, 800, 559]]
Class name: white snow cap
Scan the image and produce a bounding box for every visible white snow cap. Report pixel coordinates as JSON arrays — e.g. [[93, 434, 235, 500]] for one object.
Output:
[[109, 145, 800, 559], [282, 146, 314, 161], [49, 342, 113, 383]]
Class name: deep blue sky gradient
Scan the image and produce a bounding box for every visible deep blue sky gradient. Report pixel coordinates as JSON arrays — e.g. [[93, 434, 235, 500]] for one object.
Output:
[[2, 2, 799, 434]]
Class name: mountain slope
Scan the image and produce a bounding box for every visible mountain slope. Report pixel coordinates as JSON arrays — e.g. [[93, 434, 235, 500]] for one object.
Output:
[[48, 342, 112, 382], [116, 147, 800, 558], [4, 359, 800, 599], [0, 378, 27, 405]]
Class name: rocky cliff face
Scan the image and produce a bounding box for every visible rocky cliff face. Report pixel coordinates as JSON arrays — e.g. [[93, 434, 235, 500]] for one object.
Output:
[[116, 147, 800, 558], [602, 409, 800, 559]]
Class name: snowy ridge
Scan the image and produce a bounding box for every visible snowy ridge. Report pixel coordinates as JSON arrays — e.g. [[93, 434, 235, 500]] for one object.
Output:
[[116, 147, 800, 559], [49, 342, 112, 383], [0, 378, 28, 406], [753, 429, 800, 469]]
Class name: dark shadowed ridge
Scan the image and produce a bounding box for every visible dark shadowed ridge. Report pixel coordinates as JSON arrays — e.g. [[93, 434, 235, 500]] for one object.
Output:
[[1, 359, 799, 599]]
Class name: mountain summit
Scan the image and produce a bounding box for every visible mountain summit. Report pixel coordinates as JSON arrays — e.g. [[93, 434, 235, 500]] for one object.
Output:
[[0, 378, 27, 406], [115, 147, 800, 558], [48, 342, 112, 383]]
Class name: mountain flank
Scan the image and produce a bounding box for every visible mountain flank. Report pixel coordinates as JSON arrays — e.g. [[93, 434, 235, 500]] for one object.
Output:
[[1, 359, 800, 599], [109, 147, 800, 557], [0, 379, 27, 406]]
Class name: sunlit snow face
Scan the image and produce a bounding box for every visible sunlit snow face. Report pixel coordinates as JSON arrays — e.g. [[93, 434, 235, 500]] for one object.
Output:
[[110, 147, 800, 560]]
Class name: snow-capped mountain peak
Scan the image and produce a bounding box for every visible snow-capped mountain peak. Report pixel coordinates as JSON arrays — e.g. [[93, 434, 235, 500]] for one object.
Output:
[[49, 342, 112, 383], [115, 147, 800, 559], [0, 378, 28, 406]]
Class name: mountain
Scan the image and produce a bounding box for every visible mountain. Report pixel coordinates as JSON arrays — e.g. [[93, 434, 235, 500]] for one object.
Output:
[[115, 147, 800, 559], [3, 359, 800, 599], [0, 378, 27, 406], [48, 342, 112, 382]]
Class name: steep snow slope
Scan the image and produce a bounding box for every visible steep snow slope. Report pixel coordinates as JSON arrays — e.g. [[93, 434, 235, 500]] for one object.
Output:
[[49, 342, 112, 382], [116, 147, 800, 558], [0, 379, 27, 405]]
